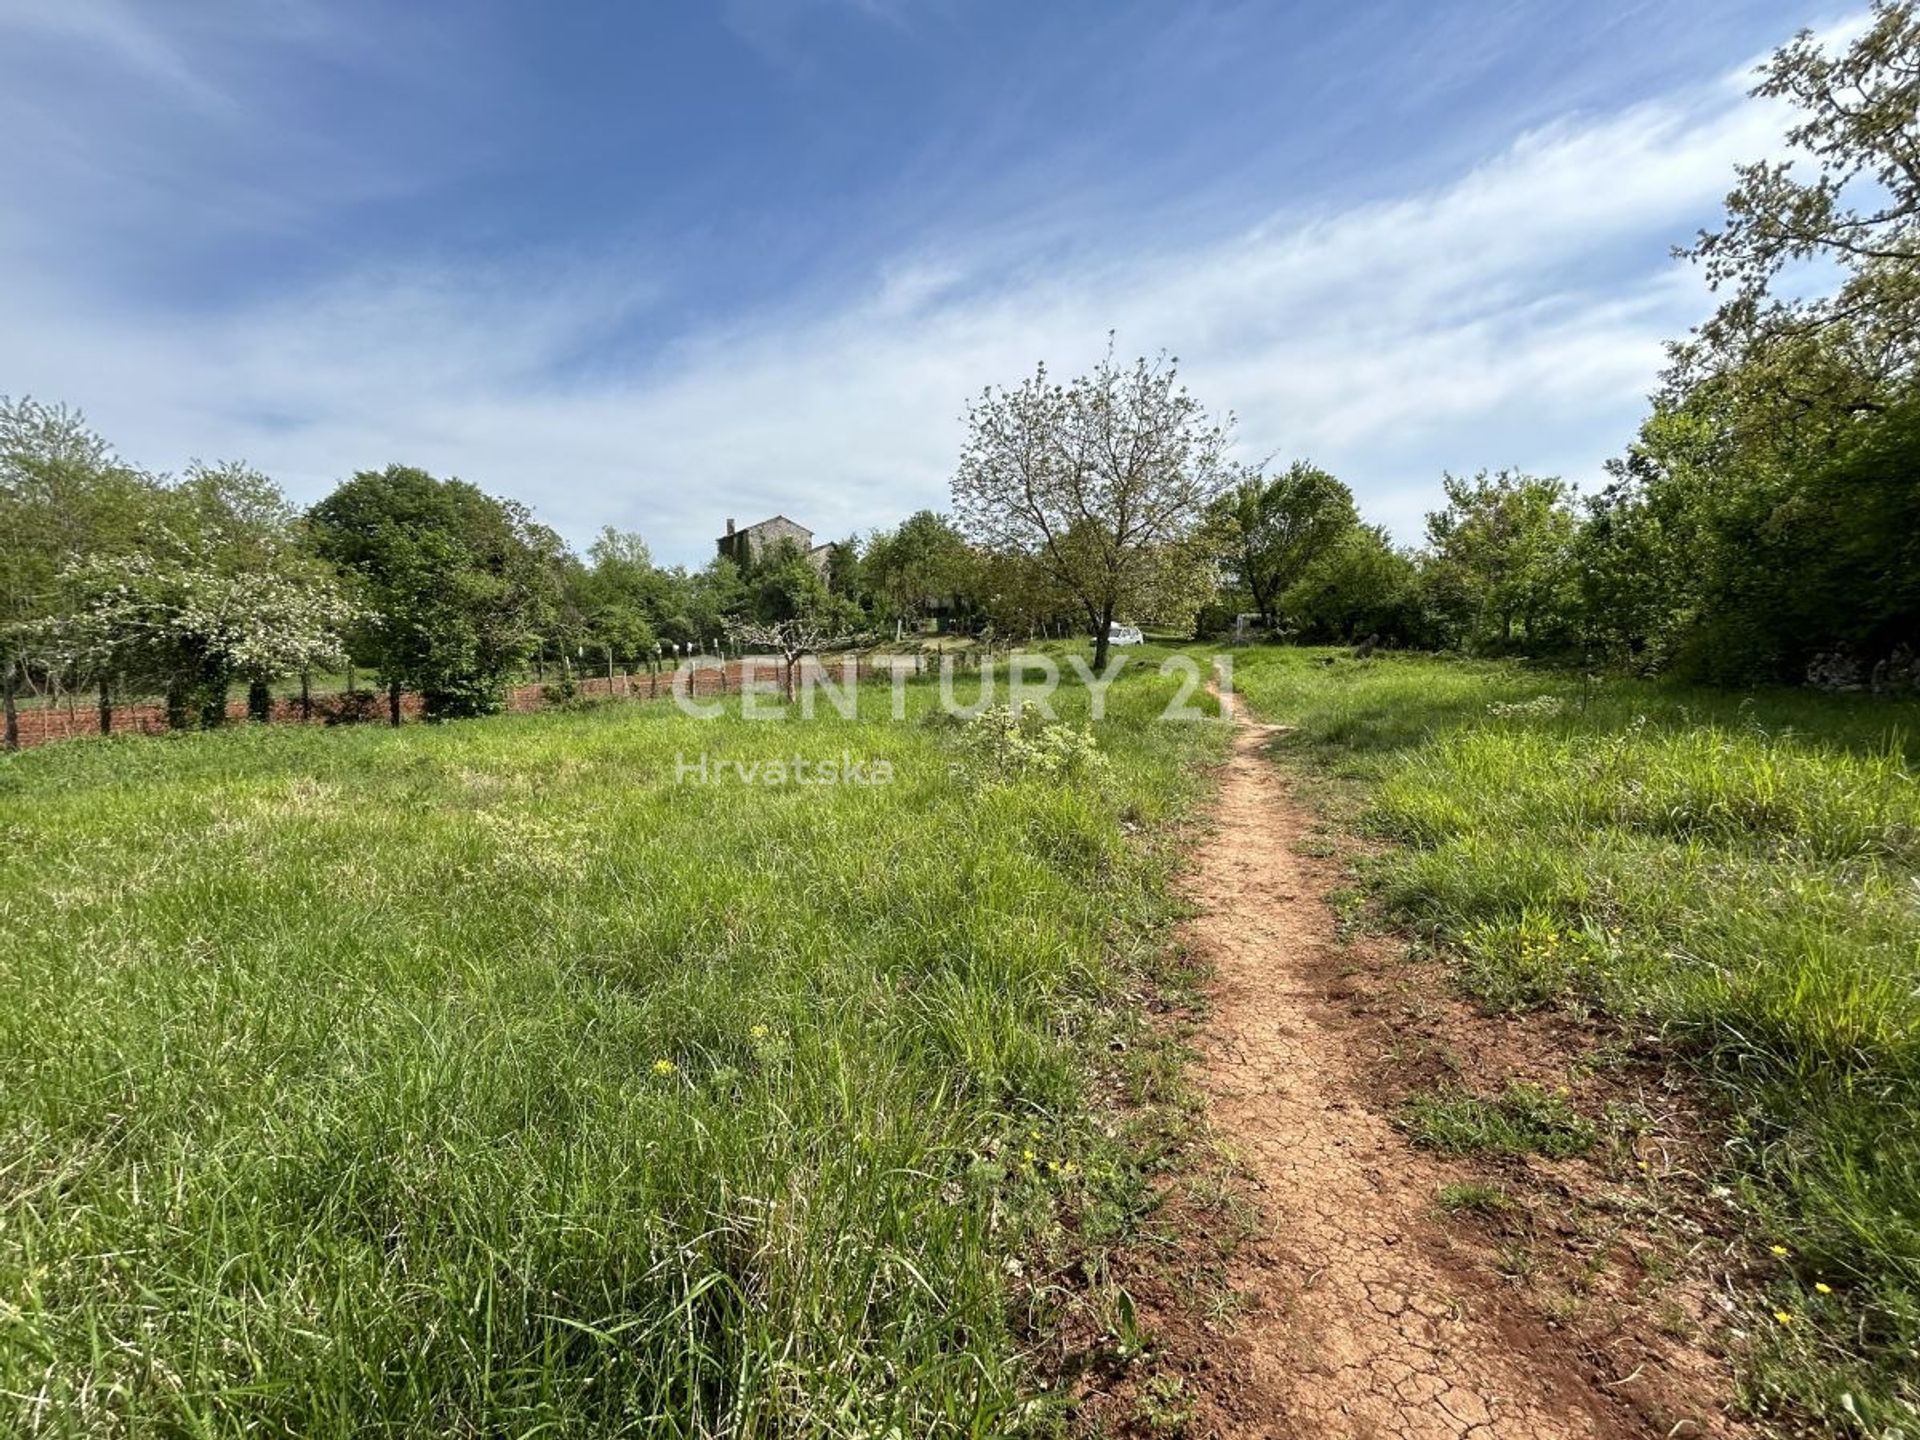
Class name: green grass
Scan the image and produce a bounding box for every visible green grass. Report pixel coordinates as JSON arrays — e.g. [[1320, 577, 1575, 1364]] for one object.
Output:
[[1435, 1181, 1513, 1215], [1401, 1083, 1596, 1158], [1229, 645, 1920, 1431], [0, 664, 1227, 1436]]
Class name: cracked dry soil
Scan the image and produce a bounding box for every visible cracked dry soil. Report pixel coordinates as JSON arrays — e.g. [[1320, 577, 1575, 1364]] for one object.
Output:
[[1175, 695, 1637, 1439]]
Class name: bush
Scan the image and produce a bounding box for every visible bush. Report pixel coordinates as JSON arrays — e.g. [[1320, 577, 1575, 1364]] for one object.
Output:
[[956, 703, 1110, 781]]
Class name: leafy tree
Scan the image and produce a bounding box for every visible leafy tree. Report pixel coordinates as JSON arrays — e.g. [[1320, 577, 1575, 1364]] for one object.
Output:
[[1673, 2, 1920, 428], [740, 539, 809, 623], [575, 528, 666, 674], [952, 346, 1232, 669], [0, 398, 156, 746], [1211, 462, 1358, 628], [821, 535, 865, 603], [864, 511, 972, 627], [54, 537, 355, 730], [1281, 524, 1422, 644], [1422, 471, 1579, 653], [308, 466, 557, 723], [1594, 6, 1920, 683]]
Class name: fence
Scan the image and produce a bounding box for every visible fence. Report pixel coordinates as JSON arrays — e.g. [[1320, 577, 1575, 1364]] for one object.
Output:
[[5, 652, 989, 752]]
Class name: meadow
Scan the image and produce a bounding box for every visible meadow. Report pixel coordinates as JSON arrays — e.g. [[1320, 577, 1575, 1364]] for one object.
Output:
[[1230, 648, 1920, 1431], [0, 665, 1226, 1437]]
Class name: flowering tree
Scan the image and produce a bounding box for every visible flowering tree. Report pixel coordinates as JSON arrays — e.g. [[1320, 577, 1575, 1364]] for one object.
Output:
[[49, 538, 357, 729], [953, 345, 1232, 669]]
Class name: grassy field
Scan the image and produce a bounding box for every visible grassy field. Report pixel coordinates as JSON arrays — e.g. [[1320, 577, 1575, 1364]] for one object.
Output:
[[0, 665, 1226, 1436], [1230, 647, 1920, 1431]]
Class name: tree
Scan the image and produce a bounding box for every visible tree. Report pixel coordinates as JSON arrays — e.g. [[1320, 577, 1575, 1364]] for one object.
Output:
[[1579, 7, 1920, 685], [1673, 2, 1920, 428], [1422, 471, 1579, 653], [53, 539, 356, 730], [725, 600, 865, 702], [308, 466, 558, 723], [952, 346, 1233, 670], [1211, 461, 1359, 628], [0, 398, 156, 747], [576, 528, 665, 676], [864, 511, 972, 628], [821, 536, 865, 604], [1281, 525, 1422, 645], [746, 539, 834, 624]]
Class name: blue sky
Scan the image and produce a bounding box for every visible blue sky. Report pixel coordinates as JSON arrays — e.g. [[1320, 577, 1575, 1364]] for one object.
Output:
[[0, 0, 1836, 565]]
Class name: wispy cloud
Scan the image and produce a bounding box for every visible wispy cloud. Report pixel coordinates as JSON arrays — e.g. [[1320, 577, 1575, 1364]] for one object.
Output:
[[0, 24, 1785, 565]]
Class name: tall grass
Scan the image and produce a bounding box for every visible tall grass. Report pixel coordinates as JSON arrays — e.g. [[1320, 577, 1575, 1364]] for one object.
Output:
[[1231, 647, 1920, 1430], [0, 666, 1225, 1436]]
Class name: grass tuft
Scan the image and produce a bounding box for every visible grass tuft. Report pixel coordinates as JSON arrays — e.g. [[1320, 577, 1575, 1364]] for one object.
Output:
[[1401, 1082, 1597, 1158]]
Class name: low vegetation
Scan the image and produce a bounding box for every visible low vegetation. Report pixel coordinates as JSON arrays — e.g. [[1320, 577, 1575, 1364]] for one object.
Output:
[[0, 665, 1225, 1435], [1232, 646, 1920, 1429], [1400, 1083, 1596, 1159]]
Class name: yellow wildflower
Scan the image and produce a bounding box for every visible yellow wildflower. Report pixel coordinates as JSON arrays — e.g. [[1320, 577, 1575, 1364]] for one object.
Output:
[[1773, 1310, 1794, 1325], [652, 1058, 676, 1077], [1815, 1282, 1832, 1295], [1021, 1148, 1036, 1165], [749, 1024, 769, 1040], [1770, 1245, 1790, 1257]]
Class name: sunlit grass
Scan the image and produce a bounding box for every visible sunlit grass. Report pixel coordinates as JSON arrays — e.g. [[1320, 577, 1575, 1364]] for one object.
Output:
[[1231, 645, 1920, 1430], [0, 666, 1226, 1436]]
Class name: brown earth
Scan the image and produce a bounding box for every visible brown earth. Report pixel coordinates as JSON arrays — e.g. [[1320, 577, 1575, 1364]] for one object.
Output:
[[1106, 690, 1748, 1439]]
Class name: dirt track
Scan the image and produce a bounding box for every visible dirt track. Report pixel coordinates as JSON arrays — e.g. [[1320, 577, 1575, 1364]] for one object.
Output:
[[1171, 694, 1642, 1438]]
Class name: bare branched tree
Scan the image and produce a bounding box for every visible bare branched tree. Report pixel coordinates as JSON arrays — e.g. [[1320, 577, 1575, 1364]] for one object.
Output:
[[951, 343, 1232, 669], [725, 614, 865, 701]]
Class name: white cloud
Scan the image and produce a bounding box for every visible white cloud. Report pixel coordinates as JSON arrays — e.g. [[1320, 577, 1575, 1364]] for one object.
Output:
[[0, 63, 1787, 565]]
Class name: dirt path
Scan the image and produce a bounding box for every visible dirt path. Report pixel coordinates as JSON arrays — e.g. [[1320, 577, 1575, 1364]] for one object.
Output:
[[1174, 693, 1635, 1439]]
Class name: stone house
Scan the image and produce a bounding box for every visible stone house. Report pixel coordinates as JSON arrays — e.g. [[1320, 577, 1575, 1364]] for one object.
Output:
[[717, 515, 833, 572]]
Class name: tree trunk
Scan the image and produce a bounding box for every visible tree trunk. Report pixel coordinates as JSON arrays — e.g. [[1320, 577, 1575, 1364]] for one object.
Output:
[[299, 670, 312, 722], [2, 658, 18, 751], [200, 675, 229, 729], [1092, 601, 1115, 673], [98, 676, 112, 736], [388, 678, 403, 728], [248, 679, 273, 723], [165, 677, 192, 731], [345, 662, 356, 699]]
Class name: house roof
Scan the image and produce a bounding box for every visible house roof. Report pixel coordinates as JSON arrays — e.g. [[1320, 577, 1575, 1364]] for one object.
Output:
[[717, 514, 813, 544]]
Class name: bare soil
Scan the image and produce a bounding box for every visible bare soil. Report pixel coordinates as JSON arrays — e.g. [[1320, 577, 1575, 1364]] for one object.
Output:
[[1098, 694, 1749, 1439]]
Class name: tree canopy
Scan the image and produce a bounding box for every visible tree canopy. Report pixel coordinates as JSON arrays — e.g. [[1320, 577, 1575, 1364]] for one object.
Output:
[[952, 347, 1232, 668]]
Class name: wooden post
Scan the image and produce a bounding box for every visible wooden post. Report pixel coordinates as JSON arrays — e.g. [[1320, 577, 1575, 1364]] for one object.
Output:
[[388, 678, 402, 728], [98, 675, 113, 736], [300, 669, 312, 721]]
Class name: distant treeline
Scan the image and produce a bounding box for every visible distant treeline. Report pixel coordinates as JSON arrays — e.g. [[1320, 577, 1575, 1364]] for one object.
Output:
[[4, 9, 1917, 747]]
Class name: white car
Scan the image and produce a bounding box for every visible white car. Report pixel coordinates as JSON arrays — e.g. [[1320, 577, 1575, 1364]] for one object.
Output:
[[1106, 622, 1145, 646]]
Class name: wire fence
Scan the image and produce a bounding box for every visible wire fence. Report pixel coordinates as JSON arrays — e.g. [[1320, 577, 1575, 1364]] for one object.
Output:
[[5, 652, 989, 752]]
